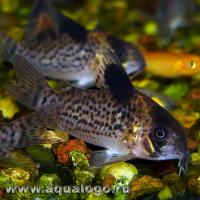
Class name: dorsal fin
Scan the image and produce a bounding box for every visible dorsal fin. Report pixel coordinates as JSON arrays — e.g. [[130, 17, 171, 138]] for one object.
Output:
[[51, 6, 88, 41], [25, 0, 87, 42], [25, 0, 58, 41], [95, 51, 135, 103]]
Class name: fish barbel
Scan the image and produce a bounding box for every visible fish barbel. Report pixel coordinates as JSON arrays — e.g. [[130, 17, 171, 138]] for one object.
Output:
[[6, 52, 189, 175], [0, 0, 145, 87]]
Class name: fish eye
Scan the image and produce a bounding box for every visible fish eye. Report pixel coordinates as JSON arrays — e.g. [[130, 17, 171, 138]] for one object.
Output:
[[188, 60, 197, 69], [153, 127, 168, 140]]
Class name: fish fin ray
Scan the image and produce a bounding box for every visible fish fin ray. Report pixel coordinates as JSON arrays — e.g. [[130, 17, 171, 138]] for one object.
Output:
[[95, 50, 135, 103], [5, 55, 54, 110], [12, 104, 63, 148], [0, 105, 63, 159], [90, 150, 134, 167], [107, 35, 146, 77]]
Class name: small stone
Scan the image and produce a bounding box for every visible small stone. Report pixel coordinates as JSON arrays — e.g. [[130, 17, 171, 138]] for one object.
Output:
[[99, 162, 138, 190], [86, 192, 112, 200], [191, 152, 200, 166], [0, 168, 30, 188], [25, 145, 55, 163], [129, 175, 163, 199], [37, 173, 61, 189], [158, 186, 173, 200], [0, 96, 19, 119], [69, 150, 94, 186], [53, 139, 89, 164]]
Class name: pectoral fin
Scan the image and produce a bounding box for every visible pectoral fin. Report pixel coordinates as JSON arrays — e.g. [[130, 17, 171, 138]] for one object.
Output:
[[90, 150, 134, 168]]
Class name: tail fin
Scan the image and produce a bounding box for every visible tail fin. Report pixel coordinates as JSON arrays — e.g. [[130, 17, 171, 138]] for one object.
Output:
[[0, 32, 19, 62], [13, 104, 61, 147], [5, 55, 55, 110], [0, 104, 63, 159]]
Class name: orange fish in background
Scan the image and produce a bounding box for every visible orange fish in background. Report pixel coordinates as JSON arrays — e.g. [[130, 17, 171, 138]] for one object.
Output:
[[142, 50, 200, 77]]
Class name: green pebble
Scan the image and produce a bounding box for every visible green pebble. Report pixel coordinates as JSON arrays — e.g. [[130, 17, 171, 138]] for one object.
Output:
[[25, 145, 55, 163], [163, 83, 189, 100], [74, 169, 94, 186], [144, 21, 158, 35], [69, 151, 94, 186], [0, 168, 30, 188], [0, 96, 19, 119], [100, 162, 138, 187], [37, 174, 61, 189], [191, 152, 200, 166], [5, 190, 34, 200], [69, 150, 89, 169], [86, 192, 112, 200], [113, 190, 128, 200], [158, 186, 173, 200]]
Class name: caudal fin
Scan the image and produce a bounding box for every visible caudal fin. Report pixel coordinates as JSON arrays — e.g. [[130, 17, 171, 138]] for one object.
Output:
[[13, 104, 62, 148], [0, 104, 63, 159], [0, 32, 19, 62], [5, 55, 55, 110]]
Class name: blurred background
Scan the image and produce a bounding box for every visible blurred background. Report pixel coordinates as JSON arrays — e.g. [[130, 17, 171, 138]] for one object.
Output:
[[0, 0, 200, 51], [0, 1, 200, 199]]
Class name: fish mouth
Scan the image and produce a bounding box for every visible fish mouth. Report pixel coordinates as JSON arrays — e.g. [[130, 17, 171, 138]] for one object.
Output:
[[137, 152, 189, 176], [132, 142, 189, 175], [178, 150, 189, 176], [152, 151, 189, 176]]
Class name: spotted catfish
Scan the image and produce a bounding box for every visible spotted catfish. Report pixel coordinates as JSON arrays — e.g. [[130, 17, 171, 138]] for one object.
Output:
[[7, 54, 188, 175], [0, 0, 145, 87], [0, 105, 62, 159]]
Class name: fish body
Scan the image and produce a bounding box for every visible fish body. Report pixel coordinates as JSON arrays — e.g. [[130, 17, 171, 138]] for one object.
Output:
[[143, 51, 200, 77], [0, 105, 62, 159], [0, 0, 145, 87], [7, 53, 189, 174], [17, 32, 144, 86], [157, 0, 195, 39]]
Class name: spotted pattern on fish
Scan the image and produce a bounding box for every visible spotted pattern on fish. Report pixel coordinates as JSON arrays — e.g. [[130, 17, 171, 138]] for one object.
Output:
[[34, 88, 153, 155], [0, 105, 62, 159], [1, 31, 144, 86], [17, 31, 108, 73], [0, 33, 20, 62], [0, 0, 145, 85], [122, 94, 153, 145], [7, 55, 189, 174]]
